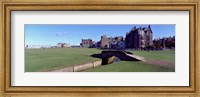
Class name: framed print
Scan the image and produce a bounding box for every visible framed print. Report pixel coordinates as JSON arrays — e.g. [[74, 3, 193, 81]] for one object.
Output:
[[0, 0, 199, 97]]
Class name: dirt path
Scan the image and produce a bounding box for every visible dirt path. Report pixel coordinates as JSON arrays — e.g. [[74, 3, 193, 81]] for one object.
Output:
[[144, 59, 175, 68]]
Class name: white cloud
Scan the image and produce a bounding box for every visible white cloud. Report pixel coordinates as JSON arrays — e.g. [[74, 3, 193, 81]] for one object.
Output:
[[56, 32, 67, 37]]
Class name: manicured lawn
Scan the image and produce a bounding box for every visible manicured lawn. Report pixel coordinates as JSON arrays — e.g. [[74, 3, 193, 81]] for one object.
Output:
[[84, 61, 175, 72], [129, 50, 175, 62], [84, 50, 175, 72], [25, 48, 102, 72], [25, 48, 175, 72]]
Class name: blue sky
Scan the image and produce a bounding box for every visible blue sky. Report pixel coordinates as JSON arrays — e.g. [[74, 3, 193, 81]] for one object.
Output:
[[25, 24, 175, 46]]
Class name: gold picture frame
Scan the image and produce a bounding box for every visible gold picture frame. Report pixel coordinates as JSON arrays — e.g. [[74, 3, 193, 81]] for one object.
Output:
[[0, 0, 199, 97]]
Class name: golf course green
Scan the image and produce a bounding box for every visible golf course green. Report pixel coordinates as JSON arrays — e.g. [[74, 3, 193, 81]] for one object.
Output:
[[25, 48, 175, 72]]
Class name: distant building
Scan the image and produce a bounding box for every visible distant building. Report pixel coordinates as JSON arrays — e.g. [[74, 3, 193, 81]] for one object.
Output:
[[116, 41, 125, 49], [100, 35, 110, 48], [80, 39, 94, 47], [153, 36, 175, 49], [57, 43, 70, 48], [25, 45, 53, 49], [100, 35, 124, 49], [71, 45, 81, 48], [125, 25, 153, 48], [57, 43, 63, 48], [95, 41, 101, 48]]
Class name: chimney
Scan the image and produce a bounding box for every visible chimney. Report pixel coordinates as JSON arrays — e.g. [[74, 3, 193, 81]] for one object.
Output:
[[148, 25, 153, 33], [148, 25, 151, 29]]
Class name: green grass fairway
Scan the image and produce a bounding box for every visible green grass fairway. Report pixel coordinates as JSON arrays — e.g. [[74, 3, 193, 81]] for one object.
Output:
[[25, 48, 175, 72], [84, 61, 175, 72], [25, 48, 102, 72], [85, 50, 175, 72], [129, 50, 175, 62]]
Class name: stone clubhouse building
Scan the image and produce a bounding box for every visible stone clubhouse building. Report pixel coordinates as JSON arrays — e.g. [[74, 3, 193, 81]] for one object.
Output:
[[125, 25, 153, 48]]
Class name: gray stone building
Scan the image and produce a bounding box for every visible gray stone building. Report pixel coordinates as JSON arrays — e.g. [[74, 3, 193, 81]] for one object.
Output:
[[125, 25, 153, 48], [153, 36, 175, 49], [100, 35, 124, 49]]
